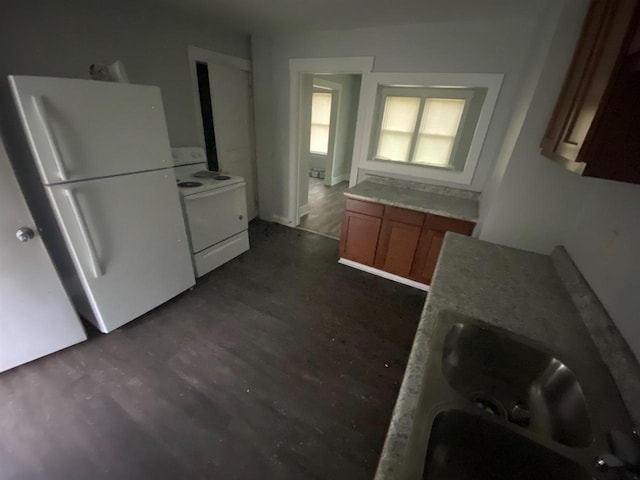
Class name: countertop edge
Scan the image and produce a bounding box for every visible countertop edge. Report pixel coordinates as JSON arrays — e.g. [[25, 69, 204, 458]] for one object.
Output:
[[373, 243, 449, 480], [551, 246, 640, 424], [343, 191, 479, 223]]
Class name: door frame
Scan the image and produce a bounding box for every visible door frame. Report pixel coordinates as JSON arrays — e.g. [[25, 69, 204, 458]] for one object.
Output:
[[187, 46, 252, 151], [289, 57, 374, 226], [187, 45, 259, 219]]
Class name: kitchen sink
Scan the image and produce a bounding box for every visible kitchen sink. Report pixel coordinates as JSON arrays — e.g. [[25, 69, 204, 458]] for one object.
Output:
[[422, 410, 591, 480], [441, 322, 592, 447]]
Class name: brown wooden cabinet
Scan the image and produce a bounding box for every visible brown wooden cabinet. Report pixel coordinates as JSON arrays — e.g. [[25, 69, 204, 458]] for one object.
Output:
[[374, 207, 425, 277], [410, 215, 476, 284], [541, 0, 640, 184], [339, 200, 383, 265], [339, 199, 476, 286]]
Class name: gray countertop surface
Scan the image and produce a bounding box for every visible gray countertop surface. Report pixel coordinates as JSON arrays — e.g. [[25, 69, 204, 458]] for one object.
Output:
[[375, 233, 640, 479], [344, 178, 479, 222]]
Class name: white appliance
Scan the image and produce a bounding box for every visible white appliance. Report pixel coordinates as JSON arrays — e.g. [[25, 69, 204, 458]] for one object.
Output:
[[171, 147, 249, 277], [9, 75, 196, 333]]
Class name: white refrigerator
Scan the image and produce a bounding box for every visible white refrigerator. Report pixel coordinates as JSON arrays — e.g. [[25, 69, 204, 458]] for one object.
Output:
[[9, 75, 196, 333]]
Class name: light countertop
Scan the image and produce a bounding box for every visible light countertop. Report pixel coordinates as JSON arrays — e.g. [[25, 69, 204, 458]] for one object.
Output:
[[344, 177, 479, 223], [375, 233, 640, 479]]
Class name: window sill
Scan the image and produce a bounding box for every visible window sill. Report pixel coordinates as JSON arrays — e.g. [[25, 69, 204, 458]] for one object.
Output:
[[371, 157, 458, 172]]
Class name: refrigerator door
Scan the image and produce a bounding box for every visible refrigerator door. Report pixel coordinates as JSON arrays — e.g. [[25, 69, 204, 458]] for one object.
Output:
[[9, 75, 172, 185], [0, 135, 86, 373], [47, 169, 195, 333]]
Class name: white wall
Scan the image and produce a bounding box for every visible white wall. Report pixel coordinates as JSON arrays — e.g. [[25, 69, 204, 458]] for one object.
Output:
[[327, 74, 361, 185], [252, 16, 538, 223], [479, 0, 589, 253], [564, 180, 640, 357], [479, 0, 640, 360], [0, 0, 250, 147]]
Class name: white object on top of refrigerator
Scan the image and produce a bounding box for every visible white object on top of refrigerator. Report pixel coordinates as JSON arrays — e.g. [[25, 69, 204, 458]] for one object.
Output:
[[9, 75, 195, 333]]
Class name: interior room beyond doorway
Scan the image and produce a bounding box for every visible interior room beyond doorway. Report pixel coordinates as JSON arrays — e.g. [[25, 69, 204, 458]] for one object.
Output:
[[297, 73, 362, 239]]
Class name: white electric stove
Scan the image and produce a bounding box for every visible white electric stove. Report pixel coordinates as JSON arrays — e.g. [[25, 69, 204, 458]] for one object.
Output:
[[172, 147, 250, 278]]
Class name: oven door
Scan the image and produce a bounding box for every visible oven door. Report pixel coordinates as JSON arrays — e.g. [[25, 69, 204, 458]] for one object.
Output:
[[183, 182, 248, 253]]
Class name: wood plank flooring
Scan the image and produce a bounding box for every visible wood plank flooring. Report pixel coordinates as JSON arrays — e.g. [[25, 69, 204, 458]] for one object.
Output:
[[0, 221, 425, 480], [298, 178, 348, 239]]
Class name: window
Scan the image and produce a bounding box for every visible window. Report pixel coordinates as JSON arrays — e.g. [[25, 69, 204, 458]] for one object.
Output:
[[372, 86, 486, 170], [309, 90, 332, 155]]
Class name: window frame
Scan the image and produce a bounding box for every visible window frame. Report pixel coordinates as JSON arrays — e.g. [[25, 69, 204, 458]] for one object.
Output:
[[351, 72, 503, 186], [370, 86, 475, 169]]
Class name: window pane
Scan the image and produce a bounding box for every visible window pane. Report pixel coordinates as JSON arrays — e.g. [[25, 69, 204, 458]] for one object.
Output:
[[377, 131, 414, 162], [376, 96, 420, 161], [310, 124, 329, 154], [419, 98, 465, 136], [311, 92, 332, 125], [380, 96, 421, 132], [414, 135, 455, 166]]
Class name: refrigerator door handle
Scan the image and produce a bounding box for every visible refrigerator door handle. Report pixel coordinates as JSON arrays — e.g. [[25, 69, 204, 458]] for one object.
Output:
[[63, 188, 102, 278], [31, 95, 68, 181]]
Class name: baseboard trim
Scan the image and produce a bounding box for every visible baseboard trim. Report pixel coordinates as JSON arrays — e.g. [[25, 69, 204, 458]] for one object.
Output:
[[295, 226, 339, 240], [266, 214, 293, 226], [327, 173, 350, 187], [338, 258, 430, 292], [298, 204, 311, 217]]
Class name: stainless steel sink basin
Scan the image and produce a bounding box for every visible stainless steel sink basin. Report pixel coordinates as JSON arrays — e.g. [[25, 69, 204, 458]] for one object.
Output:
[[422, 410, 591, 480], [441, 322, 592, 447], [382, 311, 634, 480]]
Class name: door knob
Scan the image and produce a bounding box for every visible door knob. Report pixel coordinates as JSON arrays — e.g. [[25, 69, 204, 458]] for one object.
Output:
[[16, 227, 35, 242]]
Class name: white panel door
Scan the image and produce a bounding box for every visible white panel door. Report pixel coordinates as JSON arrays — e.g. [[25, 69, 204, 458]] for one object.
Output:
[[47, 169, 195, 333], [184, 182, 248, 253], [9, 75, 173, 184], [209, 65, 258, 219], [0, 137, 86, 373]]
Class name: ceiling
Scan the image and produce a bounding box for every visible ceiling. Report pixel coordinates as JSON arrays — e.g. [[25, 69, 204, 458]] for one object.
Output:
[[150, 0, 552, 34]]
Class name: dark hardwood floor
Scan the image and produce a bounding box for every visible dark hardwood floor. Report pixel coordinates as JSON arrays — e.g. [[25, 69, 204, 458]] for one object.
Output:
[[298, 177, 348, 239], [0, 221, 425, 480]]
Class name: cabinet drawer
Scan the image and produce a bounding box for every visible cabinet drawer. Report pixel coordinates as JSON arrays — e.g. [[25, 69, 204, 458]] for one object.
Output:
[[345, 198, 384, 217], [424, 214, 476, 235], [384, 206, 425, 226]]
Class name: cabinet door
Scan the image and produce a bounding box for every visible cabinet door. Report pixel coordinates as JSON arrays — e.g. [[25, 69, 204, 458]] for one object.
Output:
[[410, 214, 476, 285], [410, 229, 445, 285], [374, 207, 424, 277], [583, 15, 640, 183], [541, 0, 637, 169], [339, 211, 382, 266]]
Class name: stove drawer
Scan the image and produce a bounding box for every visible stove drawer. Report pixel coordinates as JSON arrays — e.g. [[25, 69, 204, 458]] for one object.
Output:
[[183, 182, 248, 253]]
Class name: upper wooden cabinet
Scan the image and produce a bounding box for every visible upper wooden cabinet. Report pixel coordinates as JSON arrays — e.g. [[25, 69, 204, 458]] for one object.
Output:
[[541, 0, 640, 184]]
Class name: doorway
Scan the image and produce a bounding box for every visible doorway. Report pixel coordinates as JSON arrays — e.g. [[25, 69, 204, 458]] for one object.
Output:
[[296, 73, 362, 239], [188, 46, 259, 220]]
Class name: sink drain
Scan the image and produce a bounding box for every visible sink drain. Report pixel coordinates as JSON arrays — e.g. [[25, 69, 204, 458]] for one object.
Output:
[[468, 392, 507, 418]]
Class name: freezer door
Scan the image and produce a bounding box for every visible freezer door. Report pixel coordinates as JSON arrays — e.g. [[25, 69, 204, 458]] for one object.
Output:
[[9, 75, 172, 184], [47, 169, 195, 333]]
